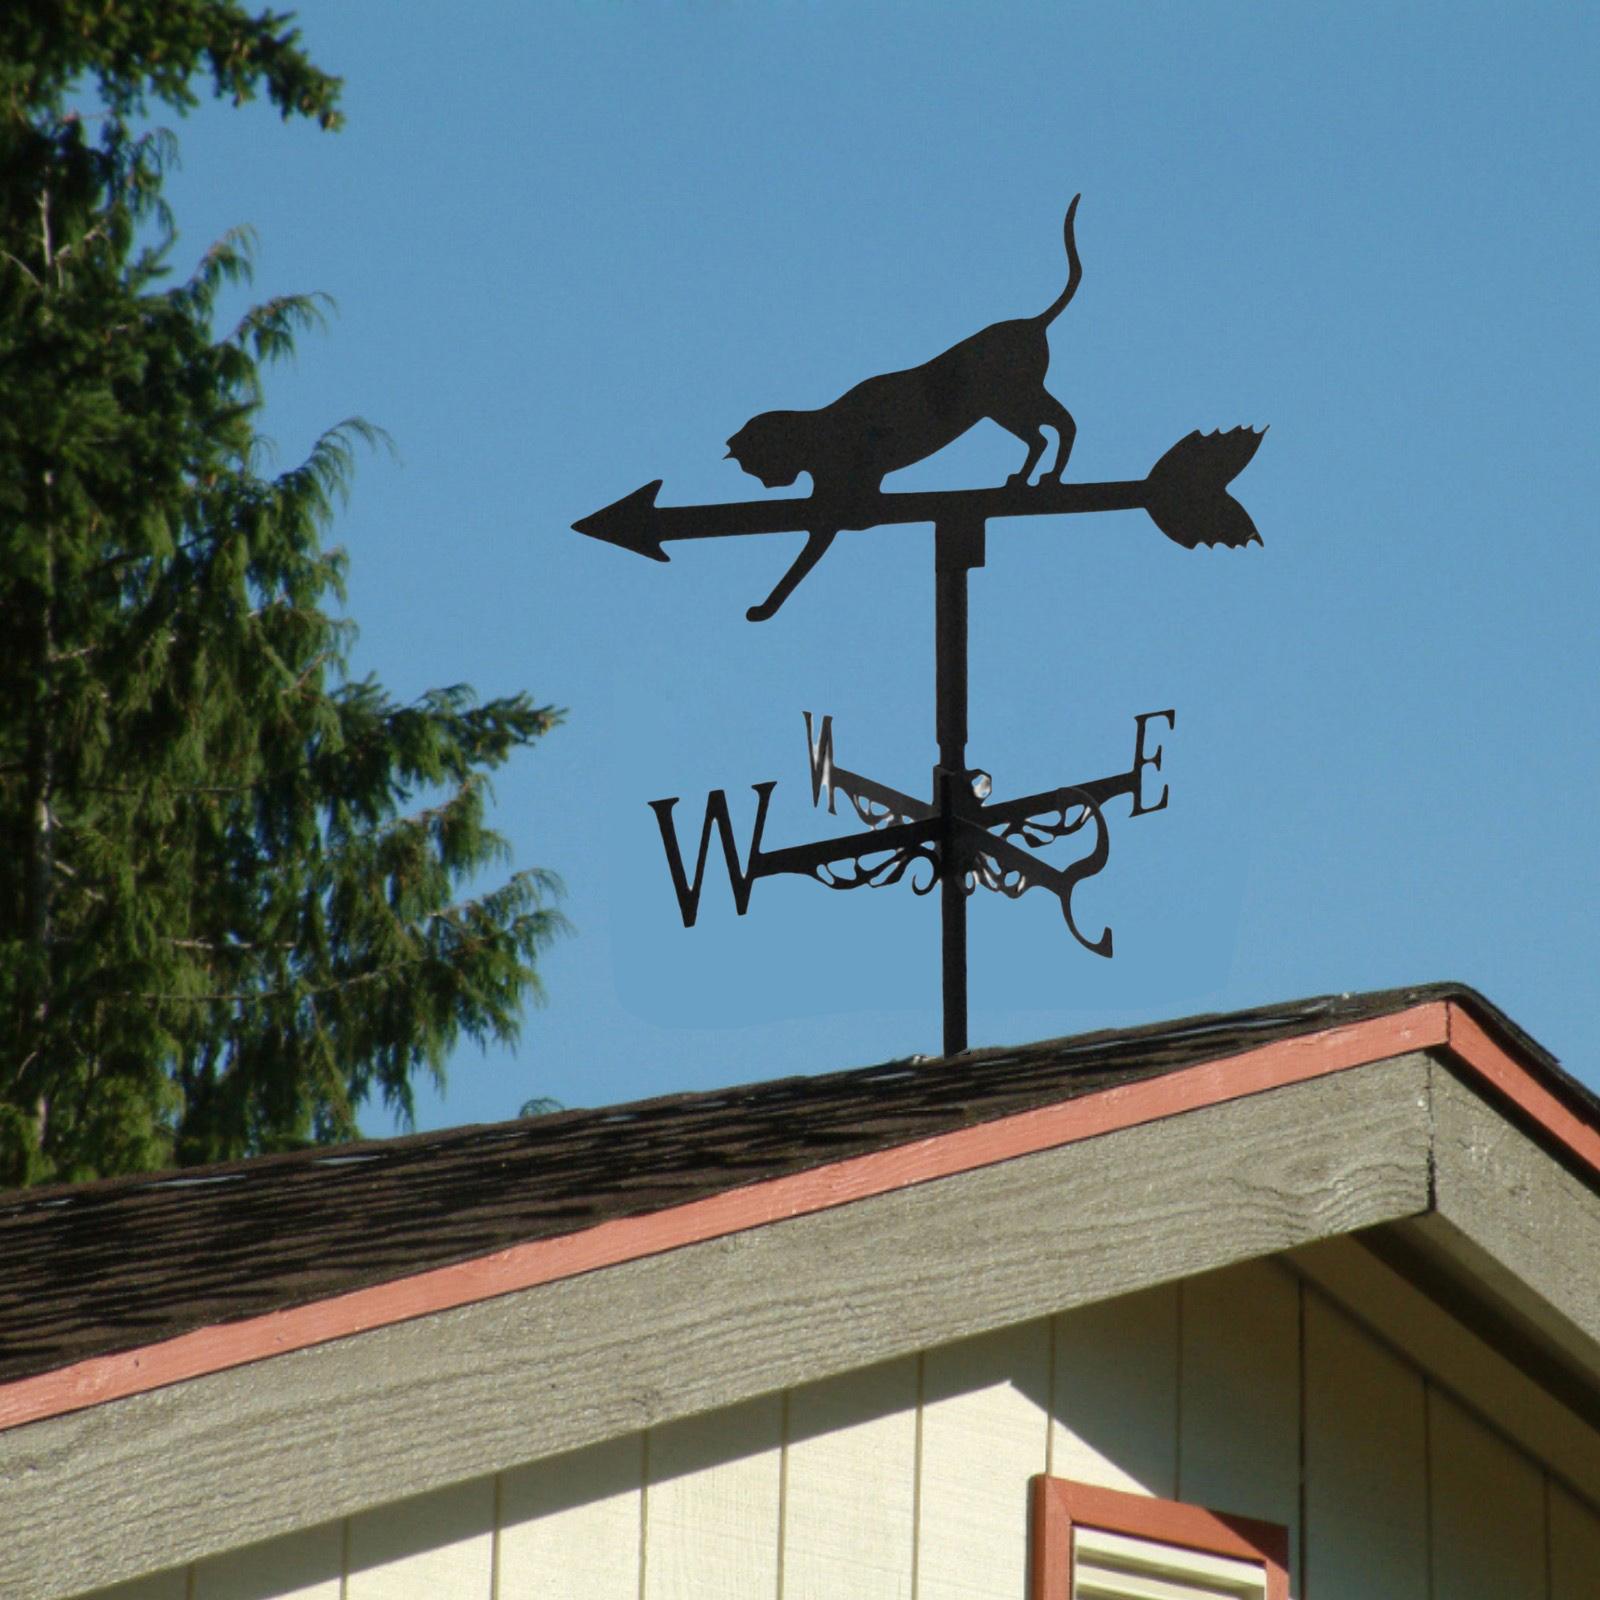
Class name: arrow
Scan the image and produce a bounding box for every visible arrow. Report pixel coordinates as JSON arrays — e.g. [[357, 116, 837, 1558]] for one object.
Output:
[[571, 479, 673, 561], [573, 428, 1266, 561]]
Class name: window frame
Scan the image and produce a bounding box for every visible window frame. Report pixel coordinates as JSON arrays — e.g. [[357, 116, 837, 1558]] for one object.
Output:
[[1030, 1475, 1290, 1600]]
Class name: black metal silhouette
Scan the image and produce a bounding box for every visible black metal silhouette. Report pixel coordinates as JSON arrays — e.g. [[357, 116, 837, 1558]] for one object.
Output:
[[575, 428, 1265, 622], [649, 704, 1174, 950], [720, 196, 1084, 618], [573, 198, 1267, 1054]]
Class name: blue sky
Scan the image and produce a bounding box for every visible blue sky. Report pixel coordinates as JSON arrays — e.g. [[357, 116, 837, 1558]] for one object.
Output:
[[148, 2, 1597, 1120]]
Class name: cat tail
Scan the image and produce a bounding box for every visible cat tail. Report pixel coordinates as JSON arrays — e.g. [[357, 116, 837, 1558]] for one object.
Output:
[[1037, 194, 1083, 327]]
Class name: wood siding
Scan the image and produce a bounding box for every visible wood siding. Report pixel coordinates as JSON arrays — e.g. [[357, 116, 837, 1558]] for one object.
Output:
[[79, 1256, 1600, 1600]]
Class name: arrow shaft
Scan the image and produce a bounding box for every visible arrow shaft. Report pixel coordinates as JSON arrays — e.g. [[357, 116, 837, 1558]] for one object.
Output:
[[651, 478, 1149, 544]]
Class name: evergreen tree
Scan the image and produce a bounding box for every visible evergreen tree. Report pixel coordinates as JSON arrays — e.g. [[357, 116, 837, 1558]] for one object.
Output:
[[0, 4, 564, 1185]]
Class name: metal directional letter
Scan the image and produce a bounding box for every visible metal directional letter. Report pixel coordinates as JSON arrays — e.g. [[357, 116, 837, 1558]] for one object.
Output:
[[573, 198, 1267, 1054]]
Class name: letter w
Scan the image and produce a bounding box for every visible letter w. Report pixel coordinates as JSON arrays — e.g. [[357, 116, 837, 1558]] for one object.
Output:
[[648, 783, 777, 928]]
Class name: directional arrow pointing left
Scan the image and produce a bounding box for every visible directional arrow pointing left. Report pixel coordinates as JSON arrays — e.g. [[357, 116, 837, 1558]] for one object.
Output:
[[573, 428, 1266, 559], [571, 479, 671, 561]]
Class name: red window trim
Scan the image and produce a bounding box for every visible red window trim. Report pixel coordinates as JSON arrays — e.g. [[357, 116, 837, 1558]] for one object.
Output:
[[1030, 1476, 1290, 1600]]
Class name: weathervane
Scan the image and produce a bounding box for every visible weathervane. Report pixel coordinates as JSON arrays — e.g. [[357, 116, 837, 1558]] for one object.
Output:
[[574, 196, 1266, 1054]]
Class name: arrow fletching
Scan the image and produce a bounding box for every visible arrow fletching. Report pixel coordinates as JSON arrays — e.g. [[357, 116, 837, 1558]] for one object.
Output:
[[1143, 427, 1266, 549], [572, 479, 671, 562]]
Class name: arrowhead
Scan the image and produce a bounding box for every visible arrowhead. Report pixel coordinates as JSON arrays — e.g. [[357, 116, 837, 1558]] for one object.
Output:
[[1143, 428, 1267, 549], [572, 480, 670, 561]]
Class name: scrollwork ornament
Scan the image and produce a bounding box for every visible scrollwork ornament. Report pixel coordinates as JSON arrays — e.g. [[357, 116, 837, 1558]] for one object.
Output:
[[995, 801, 1090, 849], [845, 791, 915, 831], [810, 842, 942, 896]]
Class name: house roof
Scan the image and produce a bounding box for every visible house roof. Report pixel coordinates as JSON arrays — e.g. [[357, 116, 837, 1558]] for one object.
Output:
[[1, 981, 1594, 1410], [4, 981, 1597, 1600], [3, 979, 1587, 1395]]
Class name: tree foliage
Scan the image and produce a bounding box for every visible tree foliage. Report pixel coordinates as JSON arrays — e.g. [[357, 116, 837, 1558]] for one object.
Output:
[[0, 4, 564, 1185]]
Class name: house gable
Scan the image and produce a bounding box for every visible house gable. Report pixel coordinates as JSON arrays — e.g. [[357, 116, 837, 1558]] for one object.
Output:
[[1, 988, 1597, 1597]]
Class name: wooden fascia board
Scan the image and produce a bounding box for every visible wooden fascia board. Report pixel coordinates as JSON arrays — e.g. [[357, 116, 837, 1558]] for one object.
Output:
[[0, 1053, 1437, 1600], [1, 998, 1593, 1445], [1, 1002, 1447, 1437], [1442, 1001, 1600, 1177], [1420, 1061, 1600, 1377]]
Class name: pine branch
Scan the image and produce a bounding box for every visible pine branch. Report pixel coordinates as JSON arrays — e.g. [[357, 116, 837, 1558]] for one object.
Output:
[[0, 8, 561, 1183]]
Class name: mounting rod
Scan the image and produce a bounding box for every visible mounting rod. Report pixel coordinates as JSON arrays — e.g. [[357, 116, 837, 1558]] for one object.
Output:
[[935, 517, 986, 1056]]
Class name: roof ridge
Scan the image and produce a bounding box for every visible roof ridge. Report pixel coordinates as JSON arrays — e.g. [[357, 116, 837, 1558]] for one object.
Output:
[[0, 980, 1574, 1218]]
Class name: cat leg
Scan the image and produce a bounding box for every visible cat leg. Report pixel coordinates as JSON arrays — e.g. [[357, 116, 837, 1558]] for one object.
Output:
[[993, 414, 1049, 486], [1037, 393, 1078, 482], [746, 527, 838, 622]]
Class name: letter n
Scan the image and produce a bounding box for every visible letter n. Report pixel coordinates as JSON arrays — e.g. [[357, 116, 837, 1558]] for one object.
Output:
[[648, 783, 777, 928], [803, 712, 836, 812]]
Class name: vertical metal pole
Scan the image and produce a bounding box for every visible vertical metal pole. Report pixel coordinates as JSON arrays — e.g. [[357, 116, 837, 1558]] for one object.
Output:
[[934, 517, 984, 1056]]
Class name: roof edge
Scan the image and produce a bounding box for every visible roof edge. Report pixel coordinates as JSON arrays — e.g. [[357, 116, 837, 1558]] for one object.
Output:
[[6, 982, 1564, 1216], [1444, 1001, 1600, 1172], [1, 1000, 1457, 1435]]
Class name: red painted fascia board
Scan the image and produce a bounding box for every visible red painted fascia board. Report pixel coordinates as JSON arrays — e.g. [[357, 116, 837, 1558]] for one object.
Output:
[[1030, 1475, 1290, 1600], [2, 997, 1591, 1436], [1444, 1002, 1600, 1172]]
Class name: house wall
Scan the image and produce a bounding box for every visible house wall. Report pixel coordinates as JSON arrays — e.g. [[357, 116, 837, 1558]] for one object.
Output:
[[79, 1255, 1600, 1600]]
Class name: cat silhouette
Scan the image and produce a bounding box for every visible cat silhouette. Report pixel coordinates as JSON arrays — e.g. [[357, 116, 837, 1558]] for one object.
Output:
[[727, 195, 1083, 502], [726, 197, 1083, 620]]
